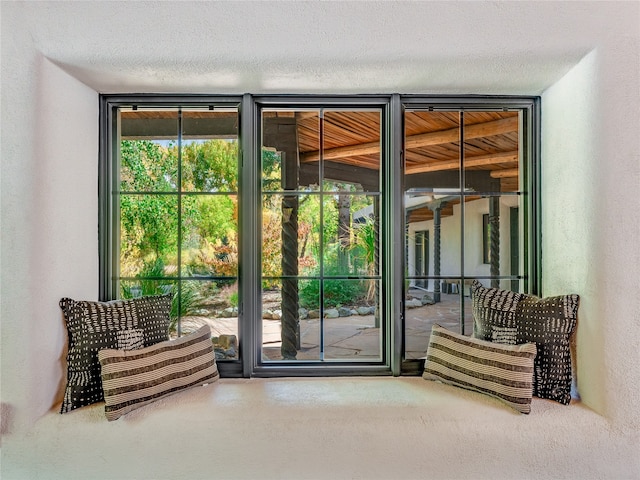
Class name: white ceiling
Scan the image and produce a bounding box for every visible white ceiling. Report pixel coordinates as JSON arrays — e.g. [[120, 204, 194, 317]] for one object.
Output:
[[8, 1, 639, 94]]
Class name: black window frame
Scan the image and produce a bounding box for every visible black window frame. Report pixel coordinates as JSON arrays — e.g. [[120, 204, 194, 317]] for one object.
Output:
[[99, 94, 540, 378]]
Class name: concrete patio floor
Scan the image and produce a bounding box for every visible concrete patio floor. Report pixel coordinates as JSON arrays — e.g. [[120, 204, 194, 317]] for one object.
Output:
[[182, 291, 473, 361]]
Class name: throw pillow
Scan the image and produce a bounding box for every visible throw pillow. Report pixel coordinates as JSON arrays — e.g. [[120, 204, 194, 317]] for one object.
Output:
[[471, 280, 579, 404], [98, 324, 219, 421], [423, 324, 537, 414], [59, 294, 172, 413]]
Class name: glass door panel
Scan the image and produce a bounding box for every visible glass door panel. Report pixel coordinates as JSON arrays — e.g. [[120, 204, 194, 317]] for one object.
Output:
[[117, 106, 240, 354], [461, 109, 524, 291], [403, 111, 461, 359], [260, 108, 382, 363], [179, 108, 239, 355], [403, 109, 525, 358], [117, 108, 181, 334]]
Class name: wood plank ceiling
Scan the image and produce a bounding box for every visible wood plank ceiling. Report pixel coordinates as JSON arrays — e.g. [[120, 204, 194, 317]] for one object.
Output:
[[293, 110, 519, 186], [122, 109, 520, 223], [290, 110, 520, 222]]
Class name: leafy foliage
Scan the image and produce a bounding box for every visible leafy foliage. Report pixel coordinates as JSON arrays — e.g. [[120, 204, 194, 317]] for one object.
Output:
[[299, 267, 367, 309], [193, 236, 238, 277], [218, 282, 239, 308], [194, 195, 236, 242], [120, 140, 177, 191], [261, 149, 282, 191], [120, 258, 202, 333], [118, 138, 374, 318], [181, 140, 238, 191], [119, 193, 179, 275], [350, 216, 378, 301], [120, 139, 239, 277]]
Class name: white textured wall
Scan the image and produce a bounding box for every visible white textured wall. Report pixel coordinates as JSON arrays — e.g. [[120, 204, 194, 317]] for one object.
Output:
[[1, 35, 100, 430], [2, 1, 639, 478], [542, 47, 640, 429]]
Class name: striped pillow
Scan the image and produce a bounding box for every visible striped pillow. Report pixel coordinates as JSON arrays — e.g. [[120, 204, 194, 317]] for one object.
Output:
[[423, 324, 537, 414], [98, 325, 219, 421]]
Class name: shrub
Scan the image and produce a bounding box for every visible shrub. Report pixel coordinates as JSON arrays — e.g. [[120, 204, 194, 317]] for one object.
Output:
[[219, 282, 239, 308], [299, 266, 367, 309]]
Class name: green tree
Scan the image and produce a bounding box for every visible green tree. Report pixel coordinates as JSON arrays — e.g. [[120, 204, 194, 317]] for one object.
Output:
[[120, 193, 179, 273], [261, 149, 282, 191], [195, 195, 236, 244], [120, 139, 243, 276], [120, 139, 177, 191], [180, 140, 238, 191], [120, 140, 179, 275]]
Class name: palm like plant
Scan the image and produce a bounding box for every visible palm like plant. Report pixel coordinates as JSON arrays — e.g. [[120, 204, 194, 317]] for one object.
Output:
[[351, 217, 377, 302]]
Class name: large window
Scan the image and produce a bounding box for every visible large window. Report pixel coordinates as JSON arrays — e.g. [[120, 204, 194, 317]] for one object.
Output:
[[402, 107, 533, 364], [101, 103, 242, 366], [100, 95, 539, 377]]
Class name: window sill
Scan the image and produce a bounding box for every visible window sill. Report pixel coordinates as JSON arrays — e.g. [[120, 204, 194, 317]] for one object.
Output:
[[5, 377, 630, 480]]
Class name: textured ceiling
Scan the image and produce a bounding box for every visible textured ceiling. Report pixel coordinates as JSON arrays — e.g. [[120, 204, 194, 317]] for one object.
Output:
[[7, 1, 637, 94]]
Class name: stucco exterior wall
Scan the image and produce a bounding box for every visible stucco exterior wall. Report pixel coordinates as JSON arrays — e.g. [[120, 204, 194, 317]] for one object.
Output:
[[1, 1, 638, 478], [407, 197, 519, 290]]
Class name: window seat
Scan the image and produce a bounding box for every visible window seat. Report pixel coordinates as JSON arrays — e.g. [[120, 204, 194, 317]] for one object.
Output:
[[4, 377, 637, 479]]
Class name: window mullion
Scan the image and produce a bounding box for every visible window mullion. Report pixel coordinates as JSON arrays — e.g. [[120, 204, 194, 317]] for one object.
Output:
[[459, 111, 466, 335], [176, 109, 183, 336], [318, 109, 325, 361], [240, 93, 257, 377], [389, 93, 403, 376]]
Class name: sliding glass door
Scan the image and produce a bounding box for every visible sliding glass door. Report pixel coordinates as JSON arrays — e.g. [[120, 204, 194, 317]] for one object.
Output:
[[258, 106, 384, 366], [402, 106, 531, 361]]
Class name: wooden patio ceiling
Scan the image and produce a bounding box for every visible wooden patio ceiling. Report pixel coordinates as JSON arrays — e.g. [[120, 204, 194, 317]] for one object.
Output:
[[122, 109, 520, 222], [292, 110, 519, 179], [275, 109, 520, 222]]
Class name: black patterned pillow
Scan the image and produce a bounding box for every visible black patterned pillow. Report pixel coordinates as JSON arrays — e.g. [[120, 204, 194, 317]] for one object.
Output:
[[59, 294, 172, 413], [471, 280, 579, 404], [99, 325, 219, 421], [423, 324, 537, 414]]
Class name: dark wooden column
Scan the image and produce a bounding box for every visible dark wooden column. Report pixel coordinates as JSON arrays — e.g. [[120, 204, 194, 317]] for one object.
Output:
[[373, 201, 380, 328], [489, 196, 500, 288], [337, 193, 351, 272], [263, 117, 300, 359], [281, 153, 300, 358], [430, 202, 444, 303]]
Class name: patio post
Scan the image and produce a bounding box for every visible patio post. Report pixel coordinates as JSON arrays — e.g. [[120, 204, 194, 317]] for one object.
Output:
[[374, 201, 380, 327], [281, 189, 299, 358], [431, 202, 443, 303], [263, 115, 300, 359], [281, 149, 300, 359], [489, 196, 500, 288]]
